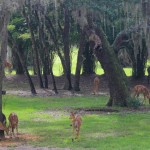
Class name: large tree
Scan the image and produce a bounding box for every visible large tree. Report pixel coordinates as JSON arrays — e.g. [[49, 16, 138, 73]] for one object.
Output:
[[0, 0, 25, 139], [71, 2, 130, 106]]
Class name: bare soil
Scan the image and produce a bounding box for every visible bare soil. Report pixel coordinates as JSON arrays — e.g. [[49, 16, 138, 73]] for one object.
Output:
[[3, 74, 150, 97]]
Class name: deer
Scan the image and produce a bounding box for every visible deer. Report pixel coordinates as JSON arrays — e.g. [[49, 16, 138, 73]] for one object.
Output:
[[132, 85, 150, 104], [147, 66, 150, 84], [8, 112, 19, 138], [93, 76, 100, 95], [69, 112, 82, 141], [0, 122, 9, 136], [0, 113, 9, 137]]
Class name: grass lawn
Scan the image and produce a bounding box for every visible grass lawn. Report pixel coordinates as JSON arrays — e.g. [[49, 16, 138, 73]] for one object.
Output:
[[2, 95, 150, 150]]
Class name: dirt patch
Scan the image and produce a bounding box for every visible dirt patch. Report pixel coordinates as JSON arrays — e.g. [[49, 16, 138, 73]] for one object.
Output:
[[0, 133, 40, 147], [3, 74, 150, 97], [75, 106, 150, 115], [3, 74, 109, 97]]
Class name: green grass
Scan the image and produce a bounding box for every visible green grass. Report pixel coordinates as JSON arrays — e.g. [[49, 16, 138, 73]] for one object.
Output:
[[2, 95, 150, 149]]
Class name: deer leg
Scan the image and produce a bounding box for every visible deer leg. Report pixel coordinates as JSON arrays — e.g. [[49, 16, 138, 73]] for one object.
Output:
[[143, 95, 146, 105], [16, 125, 18, 137], [12, 128, 15, 137], [75, 128, 80, 139], [93, 85, 96, 95], [9, 128, 13, 138], [95, 84, 98, 95], [72, 124, 76, 139]]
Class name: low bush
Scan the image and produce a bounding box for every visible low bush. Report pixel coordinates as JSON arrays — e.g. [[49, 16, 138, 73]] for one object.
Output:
[[127, 97, 142, 109]]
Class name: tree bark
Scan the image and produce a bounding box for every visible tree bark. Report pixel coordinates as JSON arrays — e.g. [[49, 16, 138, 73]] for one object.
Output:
[[14, 46, 37, 94], [82, 42, 95, 75], [23, 2, 44, 88], [62, 7, 72, 90], [45, 14, 72, 90], [0, 13, 9, 138], [0, 57, 4, 139], [15, 54, 24, 74], [113, 31, 147, 79], [73, 29, 86, 91], [8, 34, 37, 94]]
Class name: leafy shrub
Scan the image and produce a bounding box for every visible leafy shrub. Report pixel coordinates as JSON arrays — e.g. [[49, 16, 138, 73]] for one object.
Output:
[[127, 97, 142, 109]]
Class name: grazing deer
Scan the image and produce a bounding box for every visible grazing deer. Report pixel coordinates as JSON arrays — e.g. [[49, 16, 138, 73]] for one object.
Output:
[[93, 76, 100, 95], [132, 85, 150, 104], [8, 113, 19, 137], [69, 112, 82, 140], [147, 66, 150, 84]]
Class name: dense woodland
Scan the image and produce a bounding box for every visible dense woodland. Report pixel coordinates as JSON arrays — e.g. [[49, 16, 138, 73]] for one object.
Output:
[[1, 0, 150, 138]]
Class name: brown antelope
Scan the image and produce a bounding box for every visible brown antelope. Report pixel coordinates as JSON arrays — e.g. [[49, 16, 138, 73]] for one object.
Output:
[[8, 113, 19, 137], [132, 85, 150, 104], [69, 112, 82, 140], [93, 76, 100, 95]]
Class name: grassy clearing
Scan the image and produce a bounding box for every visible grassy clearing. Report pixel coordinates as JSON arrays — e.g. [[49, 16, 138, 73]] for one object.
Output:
[[2, 95, 150, 150]]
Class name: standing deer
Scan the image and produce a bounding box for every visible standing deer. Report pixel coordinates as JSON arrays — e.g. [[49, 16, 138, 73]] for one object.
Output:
[[0, 122, 9, 136], [93, 76, 100, 95], [69, 112, 82, 141], [8, 113, 19, 137], [132, 85, 150, 104], [0, 113, 9, 137]]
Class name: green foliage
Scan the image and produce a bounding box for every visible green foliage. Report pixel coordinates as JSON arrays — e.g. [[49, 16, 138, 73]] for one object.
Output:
[[18, 33, 31, 40], [127, 97, 142, 109], [7, 24, 15, 31]]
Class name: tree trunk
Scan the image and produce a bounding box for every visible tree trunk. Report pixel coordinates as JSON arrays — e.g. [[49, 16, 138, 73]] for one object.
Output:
[[90, 27, 130, 106], [82, 42, 95, 75], [15, 54, 24, 74], [62, 8, 72, 90], [15, 47, 36, 94], [0, 57, 4, 139], [49, 59, 58, 94], [132, 39, 147, 78], [113, 30, 147, 79], [14, 44, 24, 75], [74, 29, 86, 91], [0, 14, 9, 138], [23, 3, 44, 88], [45, 15, 72, 90]]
